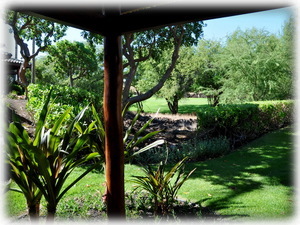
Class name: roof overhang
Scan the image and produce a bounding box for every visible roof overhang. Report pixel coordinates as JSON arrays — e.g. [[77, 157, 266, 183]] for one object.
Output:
[[12, 3, 287, 35]]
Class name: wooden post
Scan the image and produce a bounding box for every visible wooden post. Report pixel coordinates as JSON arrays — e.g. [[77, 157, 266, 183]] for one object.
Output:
[[103, 29, 125, 217]]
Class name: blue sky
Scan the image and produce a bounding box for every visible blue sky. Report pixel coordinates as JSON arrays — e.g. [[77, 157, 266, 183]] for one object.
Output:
[[202, 7, 293, 41]]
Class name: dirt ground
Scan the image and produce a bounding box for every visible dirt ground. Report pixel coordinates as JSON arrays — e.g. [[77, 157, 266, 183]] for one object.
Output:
[[6, 97, 198, 144], [6, 97, 36, 136]]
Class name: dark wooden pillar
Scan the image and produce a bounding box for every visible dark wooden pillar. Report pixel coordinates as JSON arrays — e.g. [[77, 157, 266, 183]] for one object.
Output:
[[103, 28, 125, 217]]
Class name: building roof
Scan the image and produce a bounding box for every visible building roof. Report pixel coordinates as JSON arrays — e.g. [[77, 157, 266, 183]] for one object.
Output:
[[2, 52, 31, 73]]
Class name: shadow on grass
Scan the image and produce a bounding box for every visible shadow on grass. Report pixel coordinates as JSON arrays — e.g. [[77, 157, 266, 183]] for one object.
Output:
[[184, 127, 293, 218]]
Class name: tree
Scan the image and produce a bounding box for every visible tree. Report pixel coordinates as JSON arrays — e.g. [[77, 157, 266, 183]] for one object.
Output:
[[45, 40, 98, 87], [5, 11, 67, 97], [219, 28, 293, 103], [82, 22, 204, 111], [137, 47, 197, 114], [34, 56, 58, 85], [193, 39, 225, 106]]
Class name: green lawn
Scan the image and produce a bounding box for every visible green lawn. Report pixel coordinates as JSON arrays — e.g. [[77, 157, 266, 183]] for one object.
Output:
[[179, 126, 294, 221], [129, 97, 208, 114], [6, 127, 294, 221]]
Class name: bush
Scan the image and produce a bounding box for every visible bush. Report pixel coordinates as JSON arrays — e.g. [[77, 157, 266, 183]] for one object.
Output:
[[27, 84, 102, 127], [197, 100, 293, 147], [181, 136, 231, 161], [134, 136, 231, 164]]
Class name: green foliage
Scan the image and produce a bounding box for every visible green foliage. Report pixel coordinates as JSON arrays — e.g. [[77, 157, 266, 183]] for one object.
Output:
[[181, 137, 231, 161], [7, 123, 42, 219], [5, 11, 67, 49], [131, 157, 196, 216], [133, 136, 230, 164], [8, 82, 25, 95], [219, 27, 293, 103], [27, 84, 102, 127], [137, 47, 197, 113], [7, 89, 101, 219], [35, 56, 59, 85], [7, 127, 293, 220], [45, 40, 99, 87], [193, 40, 225, 106], [197, 100, 293, 146]]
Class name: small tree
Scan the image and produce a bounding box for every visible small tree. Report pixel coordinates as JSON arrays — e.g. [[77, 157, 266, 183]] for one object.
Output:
[[45, 40, 98, 87], [5, 11, 67, 97], [193, 39, 224, 106], [219, 28, 293, 103], [137, 47, 196, 114]]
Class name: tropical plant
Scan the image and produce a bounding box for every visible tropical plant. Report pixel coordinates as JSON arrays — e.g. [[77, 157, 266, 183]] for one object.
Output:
[[7, 88, 100, 221], [123, 110, 164, 163], [90, 106, 165, 164], [7, 121, 42, 220], [131, 157, 196, 216]]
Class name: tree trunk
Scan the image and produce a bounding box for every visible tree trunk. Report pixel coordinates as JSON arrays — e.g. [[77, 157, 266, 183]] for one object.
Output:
[[18, 59, 30, 99], [166, 95, 179, 114], [103, 31, 125, 218], [28, 201, 40, 221], [69, 74, 74, 87], [46, 205, 56, 222]]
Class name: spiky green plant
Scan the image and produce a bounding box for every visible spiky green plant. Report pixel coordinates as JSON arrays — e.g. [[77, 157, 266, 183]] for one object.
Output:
[[7, 88, 101, 220], [123, 110, 164, 163], [7, 123, 42, 220], [131, 157, 196, 216]]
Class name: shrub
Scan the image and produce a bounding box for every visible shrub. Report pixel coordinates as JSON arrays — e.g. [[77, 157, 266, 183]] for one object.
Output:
[[181, 136, 231, 161], [133, 136, 231, 164], [27, 84, 102, 127], [197, 100, 293, 147]]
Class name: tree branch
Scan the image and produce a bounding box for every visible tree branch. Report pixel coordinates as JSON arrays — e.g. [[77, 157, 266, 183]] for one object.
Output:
[[123, 27, 184, 111]]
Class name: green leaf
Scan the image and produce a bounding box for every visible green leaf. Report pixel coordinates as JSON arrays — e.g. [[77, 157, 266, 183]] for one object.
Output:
[[130, 140, 164, 158]]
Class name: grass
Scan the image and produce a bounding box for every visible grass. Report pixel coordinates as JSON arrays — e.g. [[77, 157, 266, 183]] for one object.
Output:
[[179, 126, 294, 221], [129, 97, 208, 114], [6, 127, 293, 221]]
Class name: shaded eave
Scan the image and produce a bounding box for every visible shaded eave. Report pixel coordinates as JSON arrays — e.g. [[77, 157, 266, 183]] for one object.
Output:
[[13, 4, 287, 35]]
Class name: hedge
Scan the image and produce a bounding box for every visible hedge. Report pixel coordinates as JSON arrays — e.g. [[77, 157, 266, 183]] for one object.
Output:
[[197, 100, 293, 147]]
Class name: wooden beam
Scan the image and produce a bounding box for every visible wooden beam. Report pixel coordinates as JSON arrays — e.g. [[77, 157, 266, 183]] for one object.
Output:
[[103, 10, 125, 218]]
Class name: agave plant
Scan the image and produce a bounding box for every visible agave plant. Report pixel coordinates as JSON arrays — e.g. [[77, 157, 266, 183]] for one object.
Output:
[[7, 88, 100, 220], [131, 157, 196, 216]]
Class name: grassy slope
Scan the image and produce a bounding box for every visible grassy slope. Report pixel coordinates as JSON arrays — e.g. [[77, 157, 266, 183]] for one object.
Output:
[[6, 127, 294, 221]]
